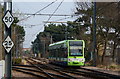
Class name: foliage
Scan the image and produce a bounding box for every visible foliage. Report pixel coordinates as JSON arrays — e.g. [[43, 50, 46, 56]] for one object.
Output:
[[12, 17, 25, 42], [44, 23, 76, 42], [11, 17, 25, 59], [96, 2, 120, 63], [12, 58, 22, 64], [75, 2, 120, 65], [108, 64, 118, 69]]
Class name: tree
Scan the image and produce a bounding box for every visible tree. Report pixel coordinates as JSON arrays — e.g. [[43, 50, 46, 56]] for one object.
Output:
[[12, 17, 25, 42], [75, 2, 120, 65], [43, 23, 75, 42], [12, 17, 25, 58], [75, 2, 96, 63], [96, 2, 120, 64]]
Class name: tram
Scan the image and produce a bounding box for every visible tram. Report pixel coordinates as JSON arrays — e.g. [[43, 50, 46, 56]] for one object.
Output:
[[48, 40, 85, 66]]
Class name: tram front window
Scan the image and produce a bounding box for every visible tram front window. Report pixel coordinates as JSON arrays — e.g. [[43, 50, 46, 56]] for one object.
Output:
[[69, 41, 83, 56], [69, 46, 82, 56]]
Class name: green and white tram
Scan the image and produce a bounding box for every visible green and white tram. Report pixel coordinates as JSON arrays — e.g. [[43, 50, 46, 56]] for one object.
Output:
[[49, 40, 85, 66]]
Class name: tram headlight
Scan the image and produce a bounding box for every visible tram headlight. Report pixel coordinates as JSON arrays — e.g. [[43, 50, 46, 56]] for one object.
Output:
[[81, 59, 83, 62], [68, 58, 73, 62], [68, 59, 71, 62], [78, 58, 85, 62], [81, 58, 85, 62]]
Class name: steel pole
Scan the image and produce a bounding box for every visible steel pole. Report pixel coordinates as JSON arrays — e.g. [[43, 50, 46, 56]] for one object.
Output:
[[93, 2, 97, 66], [4, 0, 12, 78]]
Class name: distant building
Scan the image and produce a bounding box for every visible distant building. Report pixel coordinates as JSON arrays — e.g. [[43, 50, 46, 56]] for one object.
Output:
[[22, 48, 31, 53], [22, 48, 31, 51]]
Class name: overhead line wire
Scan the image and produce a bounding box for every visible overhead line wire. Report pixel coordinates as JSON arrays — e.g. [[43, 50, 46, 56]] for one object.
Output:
[[43, 16, 74, 23], [13, 13, 77, 16], [21, 16, 75, 28], [54, 16, 74, 21], [31, 0, 64, 43], [33, 0, 64, 35], [19, 0, 57, 22], [22, 0, 58, 45], [46, 0, 64, 23], [34, 0, 58, 14]]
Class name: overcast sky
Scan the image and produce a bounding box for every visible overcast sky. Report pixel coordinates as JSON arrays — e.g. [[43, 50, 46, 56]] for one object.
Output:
[[1, 0, 119, 48], [12, 1, 77, 48]]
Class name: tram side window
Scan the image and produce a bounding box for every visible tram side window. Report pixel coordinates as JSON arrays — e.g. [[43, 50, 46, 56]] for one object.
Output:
[[56, 44, 63, 58], [64, 48, 68, 58], [59, 48, 67, 58], [58, 48, 61, 58], [49, 47, 53, 57], [55, 49, 57, 57], [49, 44, 68, 58], [59, 48, 64, 58], [51, 50, 53, 57], [55, 49, 58, 57], [52, 49, 55, 57]]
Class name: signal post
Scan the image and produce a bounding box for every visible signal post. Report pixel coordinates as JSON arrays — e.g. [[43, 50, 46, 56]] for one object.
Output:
[[2, 0, 14, 78]]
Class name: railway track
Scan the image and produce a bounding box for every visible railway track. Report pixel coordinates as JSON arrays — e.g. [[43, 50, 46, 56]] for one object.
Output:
[[78, 67, 120, 79], [26, 58, 83, 79], [30, 58, 120, 79], [13, 65, 71, 79], [13, 67, 47, 79], [62, 67, 120, 79], [13, 58, 83, 79], [13, 58, 120, 79]]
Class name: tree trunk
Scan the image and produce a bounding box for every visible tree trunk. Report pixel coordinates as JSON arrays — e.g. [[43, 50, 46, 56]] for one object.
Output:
[[96, 45, 100, 65], [112, 40, 117, 62], [101, 39, 107, 65]]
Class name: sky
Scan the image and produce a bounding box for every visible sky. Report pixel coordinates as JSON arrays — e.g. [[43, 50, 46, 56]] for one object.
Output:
[[1, 0, 119, 48], [1, 0, 119, 2], [12, 0, 77, 48]]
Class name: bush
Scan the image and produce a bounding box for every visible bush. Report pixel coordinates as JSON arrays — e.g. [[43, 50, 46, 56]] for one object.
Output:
[[108, 64, 118, 69], [85, 60, 93, 66], [12, 58, 22, 64]]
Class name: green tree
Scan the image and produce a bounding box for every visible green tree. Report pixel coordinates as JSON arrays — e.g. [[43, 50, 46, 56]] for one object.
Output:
[[12, 17, 25, 58], [75, 2, 120, 65], [12, 17, 25, 42], [96, 2, 120, 63], [43, 23, 75, 42]]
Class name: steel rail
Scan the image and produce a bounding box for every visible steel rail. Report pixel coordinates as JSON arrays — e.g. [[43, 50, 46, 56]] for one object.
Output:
[[61, 68, 108, 79], [79, 67, 120, 79], [13, 66, 70, 79], [25, 58, 55, 79], [30, 58, 78, 79], [31, 58, 120, 79], [13, 68, 47, 79], [44, 65, 109, 79], [13, 64, 34, 67]]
